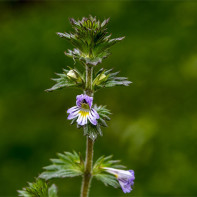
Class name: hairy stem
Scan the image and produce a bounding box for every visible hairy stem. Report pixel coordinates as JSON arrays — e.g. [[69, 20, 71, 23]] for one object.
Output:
[[80, 65, 94, 197], [85, 66, 93, 96], [80, 137, 94, 197]]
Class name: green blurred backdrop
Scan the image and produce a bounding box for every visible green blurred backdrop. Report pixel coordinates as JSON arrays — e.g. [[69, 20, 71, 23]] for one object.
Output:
[[1, 1, 197, 196]]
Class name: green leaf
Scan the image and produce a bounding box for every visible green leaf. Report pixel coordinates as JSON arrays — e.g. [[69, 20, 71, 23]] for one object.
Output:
[[39, 151, 84, 180], [94, 173, 119, 188], [57, 16, 124, 66], [92, 155, 125, 188], [94, 105, 111, 122], [48, 184, 58, 197], [83, 124, 98, 141], [45, 67, 85, 92], [94, 69, 132, 91], [93, 155, 125, 175], [18, 179, 58, 197], [65, 48, 109, 66]]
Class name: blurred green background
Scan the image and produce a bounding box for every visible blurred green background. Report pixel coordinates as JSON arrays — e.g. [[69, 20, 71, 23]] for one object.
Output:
[[1, 0, 197, 196]]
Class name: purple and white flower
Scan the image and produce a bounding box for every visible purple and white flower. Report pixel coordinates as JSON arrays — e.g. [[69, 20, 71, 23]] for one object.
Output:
[[103, 167, 135, 193], [67, 94, 99, 126]]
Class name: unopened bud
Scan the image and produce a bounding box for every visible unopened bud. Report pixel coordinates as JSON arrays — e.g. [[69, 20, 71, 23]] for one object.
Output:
[[99, 74, 107, 81], [67, 70, 77, 79]]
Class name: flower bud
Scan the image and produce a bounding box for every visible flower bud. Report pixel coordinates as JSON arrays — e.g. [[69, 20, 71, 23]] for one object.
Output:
[[67, 69, 82, 83], [67, 70, 77, 79], [93, 73, 107, 86], [98, 74, 107, 81]]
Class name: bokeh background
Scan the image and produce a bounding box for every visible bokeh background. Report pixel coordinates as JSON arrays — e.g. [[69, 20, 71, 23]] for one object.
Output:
[[1, 0, 197, 196]]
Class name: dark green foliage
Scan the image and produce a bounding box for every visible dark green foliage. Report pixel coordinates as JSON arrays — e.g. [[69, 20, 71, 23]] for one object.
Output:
[[92, 156, 125, 188], [39, 152, 84, 180], [2, 2, 197, 196], [45, 68, 85, 92], [57, 16, 124, 66], [18, 179, 58, 197], [93, 68, 132, 91]]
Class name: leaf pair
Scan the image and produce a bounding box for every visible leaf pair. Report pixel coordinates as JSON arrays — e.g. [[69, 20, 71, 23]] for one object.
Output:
[[46, 67, 131, 94], [37, 152, 125, 191]]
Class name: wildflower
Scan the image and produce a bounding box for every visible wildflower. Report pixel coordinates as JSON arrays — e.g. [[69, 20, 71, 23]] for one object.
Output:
[[67, 94, 99, 126], [103, 167, 135, 193]]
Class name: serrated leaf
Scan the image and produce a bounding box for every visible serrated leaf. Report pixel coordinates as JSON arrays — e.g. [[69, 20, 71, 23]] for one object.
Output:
[[18, 179, 58, 197], [39, 151, 84, 180], [46, 68, 84, 92], [92, 155, 126, 188], [94, 174, 119, 188], [58, 16, 124, 66], [94, 69, 132, 91], [93, 155, 125, 176]]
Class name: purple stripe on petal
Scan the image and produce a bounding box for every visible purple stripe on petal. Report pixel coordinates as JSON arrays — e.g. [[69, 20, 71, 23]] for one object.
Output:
[[76, 94, 84, 107], [67, 113, 79, 120], [67, 106, 80, 114], [88, 111, 97, 125], [68, 94, 96, 126], [85, 95, 93, 108], [67, 110, 79, 120], [80, 114, 88, 126], [91, 109, 99, 119], [77, 114, 83, 125], [118, 179, 132, 193]]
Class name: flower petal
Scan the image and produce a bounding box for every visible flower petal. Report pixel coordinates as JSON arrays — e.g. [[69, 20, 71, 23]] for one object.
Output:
[[67, 106, 79, 114], [76, 94, 84, 107], [103, 167, 135, 194], [76, 94, 93, 108], [91, 108, 99, 119], [81, 114, 88, 125], [88, 110, 98, 125], [118, 179, 132, 193], [77, 114, 83, 125], [67, 109, 80, 120], [85, 95, 93, 108]]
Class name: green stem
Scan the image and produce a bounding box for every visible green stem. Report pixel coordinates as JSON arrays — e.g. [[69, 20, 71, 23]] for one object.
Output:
[[80, 137, 94, 197], [80, 65, 94, 197], [85, 66, 93, 96]]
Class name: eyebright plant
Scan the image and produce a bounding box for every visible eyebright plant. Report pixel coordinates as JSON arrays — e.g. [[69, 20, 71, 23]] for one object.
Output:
[[18, 16, 134, 197]]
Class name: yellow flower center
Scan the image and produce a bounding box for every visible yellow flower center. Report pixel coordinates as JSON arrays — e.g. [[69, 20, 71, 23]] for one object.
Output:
[[79, 110, 89, 117]]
